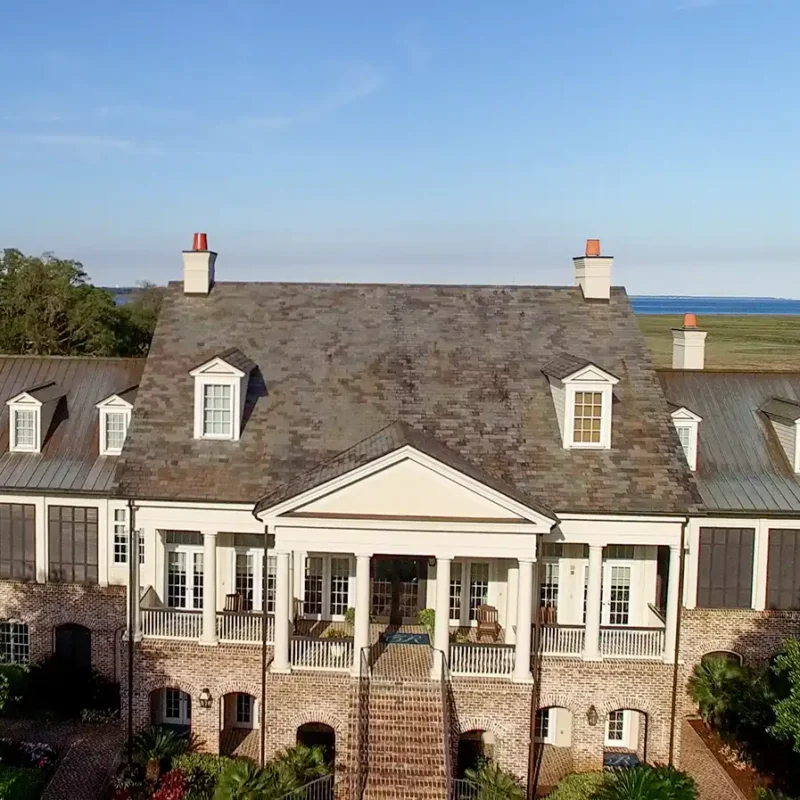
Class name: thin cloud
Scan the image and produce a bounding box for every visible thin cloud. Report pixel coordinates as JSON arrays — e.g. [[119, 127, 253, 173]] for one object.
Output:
[[398, 30, 432, 73]]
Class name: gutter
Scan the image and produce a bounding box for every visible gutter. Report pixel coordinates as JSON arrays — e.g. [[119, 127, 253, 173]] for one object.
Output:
[[126, 498, 137, 765], [668, 516, 689, 766]]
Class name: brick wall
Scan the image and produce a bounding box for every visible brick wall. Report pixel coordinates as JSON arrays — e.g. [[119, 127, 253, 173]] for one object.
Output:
[[0, 580, 126, 680]]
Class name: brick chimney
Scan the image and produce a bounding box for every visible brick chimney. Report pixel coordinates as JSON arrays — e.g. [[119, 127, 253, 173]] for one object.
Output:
[[672, 313, 707, 369], [573, 239, 613, 301], [182, 232, 216, 295]]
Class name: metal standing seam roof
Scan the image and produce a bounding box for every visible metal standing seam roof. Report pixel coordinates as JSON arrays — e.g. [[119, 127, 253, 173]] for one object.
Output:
[[658, 370, 800, 514], [117, 281, 701, 515], [0, 356, 145, 494]]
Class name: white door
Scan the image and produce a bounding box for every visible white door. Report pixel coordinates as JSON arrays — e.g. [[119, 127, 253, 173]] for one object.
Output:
[[602, 564, 633, 626], [162, 688, 191, 726], [166, 549, 204, 609]]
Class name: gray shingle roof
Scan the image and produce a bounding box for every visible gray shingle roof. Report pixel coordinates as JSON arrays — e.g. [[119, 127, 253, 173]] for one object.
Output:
[[658, 370, 800, 513], [117, 282, 701, 514], [0, 357, 145, 494], [195, 347, 257, 375], [255, 420, 559, 520], [541, 353, 617, 381]]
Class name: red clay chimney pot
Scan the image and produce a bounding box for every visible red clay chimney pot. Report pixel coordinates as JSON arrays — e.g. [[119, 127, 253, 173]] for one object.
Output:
[[585, 239, 601, 257], [683, 312, 698, 328], [193, 232, 208, 252]]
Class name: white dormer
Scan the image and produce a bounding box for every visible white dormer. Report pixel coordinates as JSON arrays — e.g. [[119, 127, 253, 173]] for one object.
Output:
[[190, 348, 255, 441], [6, 382, 64, 454], [96, 388, 136, 456], [762, 398, 800, 474], [542, 355, 619, 450], [670, 405, 702, 471]]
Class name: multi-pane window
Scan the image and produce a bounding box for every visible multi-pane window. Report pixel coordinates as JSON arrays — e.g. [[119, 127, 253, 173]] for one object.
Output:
[[0, 622, 29, 664], [572, 391, 602, 444], [534, 709, 550, 742], [167, 551, 187, 608], [608, 566, 631, 625], [606, 711, 625, 743], [304, 557, 324, 616], [48, 506, 99, 584], [265, 555, 275, 613], [540, 562, 559, 610], [113, 509, 127, 564], [105, 412, 127, 452], [164, 688, 189, 723], [0, 503, 35, 580], [676, 426, 692, 461], [236, 693, 253, 725], [13, 410, 36, 450], [138, 531, 145, 565], [468, 562, 489, 621], [202, 384, 232, 436], [330, 557, 350, 617], [606, 545, 635, 560], [236, 554, 255, 610], [767, 529, 800, 610], [449, 562, 463, 622], [192, 553, 204, 610], [697, 528, 755, 609]]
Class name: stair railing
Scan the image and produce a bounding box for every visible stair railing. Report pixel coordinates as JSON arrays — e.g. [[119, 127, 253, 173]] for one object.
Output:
[[354, 645, 371, 800], [432, 647, 455, 800]]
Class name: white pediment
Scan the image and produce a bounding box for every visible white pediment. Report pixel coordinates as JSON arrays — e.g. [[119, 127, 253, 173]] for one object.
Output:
[[563, 364, 619, 385], [189, 357, 245, 378], [670, 406, 702, 423], [95, 394, 134, 410]]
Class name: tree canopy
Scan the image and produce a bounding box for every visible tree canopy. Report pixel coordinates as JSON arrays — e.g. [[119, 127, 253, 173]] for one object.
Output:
[[0, 249, 162, 357]]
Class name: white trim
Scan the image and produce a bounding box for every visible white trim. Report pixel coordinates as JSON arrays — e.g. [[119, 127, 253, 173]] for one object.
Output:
[[190, 357, 247, 442], [564, 383, 613, 450], [301, 553, 354, 621], [7, 401, 41, 453], [670, 408, 702, 472]]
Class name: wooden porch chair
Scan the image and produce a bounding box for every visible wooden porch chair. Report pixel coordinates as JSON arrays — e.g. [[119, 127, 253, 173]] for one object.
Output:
[[476, 604, 501, 642], [224, 593, 243, 612], [539, 604, 558, 626]]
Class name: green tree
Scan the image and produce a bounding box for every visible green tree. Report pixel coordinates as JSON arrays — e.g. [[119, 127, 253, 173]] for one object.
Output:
[[116, 281, 165, 356], [687, 657, 744, 731], [770, 638, 800, 754]]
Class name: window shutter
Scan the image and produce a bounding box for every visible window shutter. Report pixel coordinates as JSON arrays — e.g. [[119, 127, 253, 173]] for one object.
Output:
[[767, 530, 800, 610], [698, 527, 755, 609]]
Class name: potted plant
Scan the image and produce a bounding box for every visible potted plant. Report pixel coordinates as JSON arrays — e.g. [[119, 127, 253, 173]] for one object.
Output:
[[321, 627, 351, 660]]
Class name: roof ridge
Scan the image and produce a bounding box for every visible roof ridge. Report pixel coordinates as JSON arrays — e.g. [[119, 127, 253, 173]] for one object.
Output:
[[0, 354, 146, 362]]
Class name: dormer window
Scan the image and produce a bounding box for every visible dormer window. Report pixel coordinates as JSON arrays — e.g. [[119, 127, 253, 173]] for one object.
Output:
[[669, 404, 702, 471], [542, 354, 619, 450], [762, 398, 800, 473], [190, 348, 256, 441], [6, 382, 65, 454], [96, 387, 137, 456]]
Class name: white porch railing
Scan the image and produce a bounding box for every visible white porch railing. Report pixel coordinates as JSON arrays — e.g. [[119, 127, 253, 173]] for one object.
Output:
[[217, 612, 273, 644], [539, 625, 585, 656], [290, 636, 353, 671], [600, 626, 665, 659], [141, 608, 202, 640], [449, 643, 515, 676]]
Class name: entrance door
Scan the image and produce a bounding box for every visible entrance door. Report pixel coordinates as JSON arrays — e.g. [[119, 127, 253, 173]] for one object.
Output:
[[55, 623, 91, 671], [162, 688, 191, 727], [371, 557, 425, 624], [166, 549, 204, 609], [602, 564, 633, 626]]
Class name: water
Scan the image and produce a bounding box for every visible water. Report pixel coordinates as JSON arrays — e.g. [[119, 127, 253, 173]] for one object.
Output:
[[630, 296, 800, 315]]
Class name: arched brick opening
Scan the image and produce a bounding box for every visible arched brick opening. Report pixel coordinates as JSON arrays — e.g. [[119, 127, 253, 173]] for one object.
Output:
[[220, 692, 258, 758], [533, 706, 575, 790], [148, 687, 193, 734], [701, 650, 743, 666], [297, 722, 336, 767], [603, 707, 649, 766]]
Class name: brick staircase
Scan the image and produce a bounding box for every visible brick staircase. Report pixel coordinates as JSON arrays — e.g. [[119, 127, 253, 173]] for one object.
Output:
[[362, 677, 449, 800]]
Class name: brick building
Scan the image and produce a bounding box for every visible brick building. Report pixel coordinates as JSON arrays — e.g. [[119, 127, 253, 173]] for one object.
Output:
[[1, 237, 798, 797]]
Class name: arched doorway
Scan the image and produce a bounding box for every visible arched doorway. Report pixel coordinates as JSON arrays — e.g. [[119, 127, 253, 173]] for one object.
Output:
[[456, 730, 495, 778], [701, 650, 743, 666], [297, 722, 336, 767], [604, 709, 648, 767], [220, 693, 259, 759], [54, 623, 91, 671], [533, 707, 574, 789], [149, 688, 191, 734]]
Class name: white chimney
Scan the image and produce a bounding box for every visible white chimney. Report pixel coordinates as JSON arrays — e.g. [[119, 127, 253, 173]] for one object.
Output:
[[573, 239, 613, 300], [672, 313, 707, 370], [182, 232, 216, 295]]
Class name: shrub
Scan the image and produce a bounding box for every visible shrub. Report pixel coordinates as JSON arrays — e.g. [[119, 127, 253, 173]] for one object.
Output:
[[213, 760, 272, 800], [754, 789, 799, 800], [153, 768, 188, 800], [132, 727, 188, 783], [594, 765, 697, 800], [547, 772, 608, 800], [0, 766, 47, 800], [172, 753, 234, 800], [344, 607, 355, 626], [272, 743, 329, 785], [464, 759, 524, 800], [417, 608, 435, 638], [650, 765, 697, 800], [0, 664, 31, 715], [80, 707, 120, 724], [687, 657, 744, 731]]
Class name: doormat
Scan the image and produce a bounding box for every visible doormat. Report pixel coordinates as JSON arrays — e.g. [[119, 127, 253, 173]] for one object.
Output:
[[380, 632, 430, 645]]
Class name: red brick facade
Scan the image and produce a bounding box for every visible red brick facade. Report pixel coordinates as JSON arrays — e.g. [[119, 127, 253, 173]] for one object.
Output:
[[0, 580, 126, 680]]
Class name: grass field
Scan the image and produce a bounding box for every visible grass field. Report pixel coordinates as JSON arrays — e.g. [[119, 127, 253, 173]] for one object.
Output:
[[638, 315, 800, 371]]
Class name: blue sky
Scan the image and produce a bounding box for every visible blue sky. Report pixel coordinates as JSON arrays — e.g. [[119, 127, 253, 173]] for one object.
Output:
[[1, 0, 798, 294]]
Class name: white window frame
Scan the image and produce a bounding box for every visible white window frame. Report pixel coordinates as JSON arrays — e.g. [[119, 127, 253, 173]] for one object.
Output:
[[556, 365, 619, 451], [113, 508, 128, 564], [534, 708, 553, 744], [0, 620, 30, 664], [301, 554, 354, 621], [670, 407, 702, 471], [605, 710, 638, 749], [7, 401, 41, 453], [230, 549, 276, 613], [162, 688, 191, 726], [95, 395, 134, 456], [189, 357, 246, 441], [165, 545, 204, 610], [449, 559, 495, 627]]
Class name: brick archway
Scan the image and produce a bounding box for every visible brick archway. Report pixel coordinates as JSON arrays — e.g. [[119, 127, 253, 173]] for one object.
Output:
[[595, 696, 658, 719], [287, 709, 346, 738], [537, 693, 582, 718], [140, 677, 202, 700]]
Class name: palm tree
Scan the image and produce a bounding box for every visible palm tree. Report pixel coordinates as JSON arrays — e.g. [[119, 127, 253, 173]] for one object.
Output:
[[276, 744, 329, 785], [651, 765, 697, 800], [687, 657, 742, 730], [213, 760, 271, 800], [464, 760, 525, 800], [593, 766, 668, 800], [132, 726, 186, 783]]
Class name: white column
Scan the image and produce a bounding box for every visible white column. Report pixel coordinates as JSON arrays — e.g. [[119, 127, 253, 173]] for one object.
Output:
[[35, 498, 46, 583], [352, 555, 371, 676], [753, 520, 769, 611], [663, 544, 682, 663], [272, 551, 291, 672], [506, 563, 519, 645], [431, 557, 451, 678], [584, 544, 603, 661], [129, 523, 142, 641], [512, 558, 534, 683], [200, 531, 218, 645]]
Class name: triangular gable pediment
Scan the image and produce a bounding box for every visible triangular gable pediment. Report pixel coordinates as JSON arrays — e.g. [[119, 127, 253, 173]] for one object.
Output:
[[263, 445, 555, 527], [189, 356, 245, 378], [6, 392, 41, 406], [563, 364, 619, 385], [670, 406, 702, 423], [95, 394, 134, 410]]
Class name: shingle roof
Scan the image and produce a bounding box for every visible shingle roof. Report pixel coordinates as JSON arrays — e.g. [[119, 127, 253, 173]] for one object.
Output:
[[658, 370, 800, 513], [0, 357, 145, 494], [194, 347, 257, 375], [761, 397, 800, 423], [541, 353, 617, 381], [255, 420, 559, 520], [117, 282, 701, 514]]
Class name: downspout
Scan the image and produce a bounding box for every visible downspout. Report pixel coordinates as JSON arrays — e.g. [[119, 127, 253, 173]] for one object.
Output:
[[527, 534, 544, 800], [126, 498, 137, 765], [259, 520, 273, 768], [668, 517, 689, 766]]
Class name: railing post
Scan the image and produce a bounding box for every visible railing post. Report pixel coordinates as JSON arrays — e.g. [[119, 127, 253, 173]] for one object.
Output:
[[583, 545, 603, 661]]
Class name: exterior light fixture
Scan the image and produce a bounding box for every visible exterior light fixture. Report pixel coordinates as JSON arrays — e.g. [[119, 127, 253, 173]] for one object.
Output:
[[586, 705, 599, 727], [199, 688, 212, 709]]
